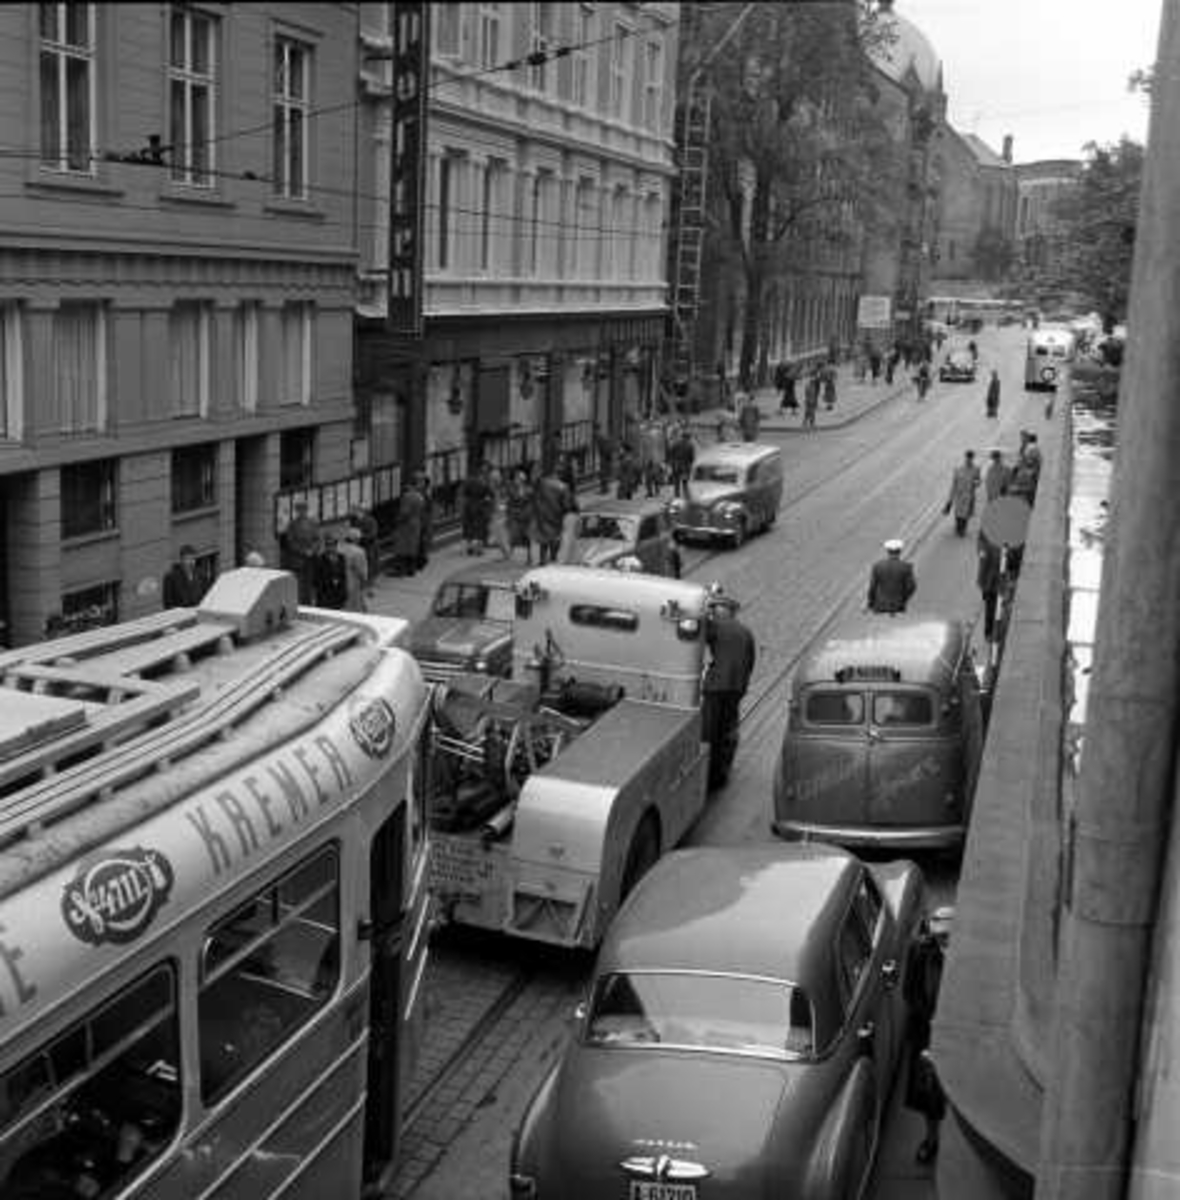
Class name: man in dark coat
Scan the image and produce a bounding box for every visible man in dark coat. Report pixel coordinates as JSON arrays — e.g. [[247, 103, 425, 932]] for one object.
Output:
[[460, 464, 494, 555], [667, 428, 695, 498], [163, 544, 205, 608], [594, 423, 616, 494], [313, 535, 349, 609], [702, 588, 756, 790], [389, 481, 424, 576], [985, 369, 1001, 418], [283, 502, 322, 603], [977, 532, 1004, 642], [867, 539, 916, 614], [532, 469, 575, 564]]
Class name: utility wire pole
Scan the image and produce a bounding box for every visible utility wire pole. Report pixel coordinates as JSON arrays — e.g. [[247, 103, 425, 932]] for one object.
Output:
[[1037, 1, 1178, 1195]]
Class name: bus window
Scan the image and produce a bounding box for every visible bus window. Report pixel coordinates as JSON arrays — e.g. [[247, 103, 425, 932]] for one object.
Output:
[[0, 964, 181, 1200], [199, 846, 340, 1105]]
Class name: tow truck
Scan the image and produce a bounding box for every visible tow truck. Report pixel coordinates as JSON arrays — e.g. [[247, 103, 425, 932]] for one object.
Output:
[[427, 565, 714, 949]]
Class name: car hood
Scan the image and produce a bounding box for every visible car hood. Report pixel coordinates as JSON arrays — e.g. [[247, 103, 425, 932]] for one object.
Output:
[[409, 616, 510, 660], [540, 1048, 800, 1196], [684, 482, 742, 507], [569, 537, 627, 566]]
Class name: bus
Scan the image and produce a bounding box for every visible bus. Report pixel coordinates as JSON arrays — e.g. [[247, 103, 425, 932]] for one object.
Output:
[[1024, 327, 1075, 390], [926, 296, 1025, 328], [0, 568, 432, 1199]]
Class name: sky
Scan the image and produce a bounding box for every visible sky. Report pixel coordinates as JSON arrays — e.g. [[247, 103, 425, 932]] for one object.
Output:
[[898, 0, 1160, 163]]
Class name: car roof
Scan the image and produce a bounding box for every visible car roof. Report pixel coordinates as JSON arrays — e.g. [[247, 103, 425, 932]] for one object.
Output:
[[798, 613, 968, 688], [437, 558, 531, 588], [578, 496, 667, 519], [600, 844, 859, 990], [693, 441, 781, 466]]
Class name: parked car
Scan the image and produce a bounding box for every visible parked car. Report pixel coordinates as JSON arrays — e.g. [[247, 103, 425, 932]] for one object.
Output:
[[939, 347, 977, 382], [509, 843, 926, 1200], [667, 442, 783, 548], [407, 558, 526, 682], [773, 613, 984, 851], [559, 495, 675, 575]]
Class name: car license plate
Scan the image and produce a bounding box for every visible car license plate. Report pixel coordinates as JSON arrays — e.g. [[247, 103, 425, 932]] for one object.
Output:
[[629, 1184, 697, 1200]]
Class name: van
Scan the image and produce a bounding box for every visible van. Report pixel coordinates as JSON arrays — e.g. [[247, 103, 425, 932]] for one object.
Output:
[[668, 441, 783, 548], [772, 613, 984, 851], [1024, 327, 1074, 391]]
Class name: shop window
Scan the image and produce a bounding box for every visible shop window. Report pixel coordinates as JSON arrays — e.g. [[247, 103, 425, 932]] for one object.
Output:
[[61, 458, 117, 538], [53, 580, 120, 636], [172, 443, 217, 513], [199, 847, 340, 1104], [0, 965, 181, 1198], [280, 428, 314, 489]]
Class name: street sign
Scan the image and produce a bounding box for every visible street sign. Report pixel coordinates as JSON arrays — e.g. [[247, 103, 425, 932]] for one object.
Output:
[[388, 2, 429, 338], [857, 295, 893, 329]]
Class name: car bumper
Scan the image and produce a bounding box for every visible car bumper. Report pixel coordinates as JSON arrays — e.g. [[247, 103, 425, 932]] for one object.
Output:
[[772, 818, 965, 851], [671, 520, 740, 541]]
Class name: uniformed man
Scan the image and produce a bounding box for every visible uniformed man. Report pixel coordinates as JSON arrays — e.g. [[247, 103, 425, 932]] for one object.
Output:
[[867, 539, 916, 614], [702, 586, 756, 789]]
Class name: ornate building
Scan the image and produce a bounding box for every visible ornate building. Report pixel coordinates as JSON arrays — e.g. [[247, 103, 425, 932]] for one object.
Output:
[[935, 131, 1018, 283], [356, 2, 677, 525], [1015, 158, 1082, 296]]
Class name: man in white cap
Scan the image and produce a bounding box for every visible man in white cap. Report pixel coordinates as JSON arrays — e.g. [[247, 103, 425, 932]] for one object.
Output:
[[868, 539, 916, 614]]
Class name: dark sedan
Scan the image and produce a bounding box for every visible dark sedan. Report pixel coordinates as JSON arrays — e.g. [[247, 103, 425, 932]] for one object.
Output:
[[509, 844, 926, 1200], [939, 348, 976, 382]]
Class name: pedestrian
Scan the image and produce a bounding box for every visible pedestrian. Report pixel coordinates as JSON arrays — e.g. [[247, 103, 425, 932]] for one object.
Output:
[[778, 363, 799, 413], [460, 463, 494, 555], [886, 345, 900, 385], [867, 539, 916, 614], [967, 338, 979, 366], [904, 924, 948, 1165], [616, 444, 642, 500], [977, 531, 1003, 642], [854, 344, 868, 383], [1008, 432, 1042, 506], [350, 506, 381, 581], [803, 369, 820, 429], [283, 502, 322, 604], [668, 426, 696, 499], [488, 465, 512, 559], [313, 534, 349, 610], [506, 467, 535, 562], [984, 448, 1010, 502], [416, 473, 434, 572], [943, 449, 981, 537], [532, 466, 576, 565], [738, 393, 761, 441], [163, 544, 206, 608], [389, 479, 424, 576], [639, 421, 666, 497], [338, 526, 370, 612], [822, 362, 838, 411], [869, 345, 883, 383], [914, 360, 931, 400], [594, 423, 617, 494], [985, 368, 1001, 418], [701, 587, 756, 790], [556, 450, 578, 496], [716, 361, 731, 408]]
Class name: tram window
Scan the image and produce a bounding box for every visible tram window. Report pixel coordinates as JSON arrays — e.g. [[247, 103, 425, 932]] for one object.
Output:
[[199, 846, 340, 1106], [0, 964, 180, 1200]]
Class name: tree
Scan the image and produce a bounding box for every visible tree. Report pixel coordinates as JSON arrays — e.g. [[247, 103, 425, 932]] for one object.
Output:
[[973, 227, 1016, 281], [700, 1, 900, 387], [1049, 138, 1143, 325]]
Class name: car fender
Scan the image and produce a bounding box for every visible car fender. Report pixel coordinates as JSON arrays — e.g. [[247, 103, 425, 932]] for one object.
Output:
[[510, 1060, 562, 1181], [801, 1057, 878, 1199], [869, 859, 925, 933]]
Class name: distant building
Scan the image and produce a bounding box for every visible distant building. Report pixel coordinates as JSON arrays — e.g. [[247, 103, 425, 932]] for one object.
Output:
[[1015, 158, 1082, 283], [355, 2, 677, 522], [935, 131, 1018, 282], [0, 3, 361, 645]]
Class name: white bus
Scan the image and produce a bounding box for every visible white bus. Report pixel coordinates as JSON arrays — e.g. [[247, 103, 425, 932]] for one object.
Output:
[[0, 569, 432, 1199], [1024, 327, 1075, 390]]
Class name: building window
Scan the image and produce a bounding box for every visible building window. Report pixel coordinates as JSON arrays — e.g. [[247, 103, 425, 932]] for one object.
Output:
[[280, 427, 315, 489], [280, 302, 312, 406], [609, 23, 633, 121], [642, 37, 664, 133], [574, 177, 596, 277], [478, 3, 501, 69], [237, 302, 259, 412], [39, 1, 95, 173], [437, 152, 460, 271], [273, 37, 310, 199], [529, 3, 557, 92], [169, 301, 211, 418], [53, 302, 105, 434], [169, 5, 216, 186], [480, 158, 507, 272], [642, 191, 662, 279], [172, 443, 217, 513], [435, 3, 461, 57], [529, 170, 556, 276], [0, 305, 24, 441], [61, 458, 117, 539], [571, 5, 593, 107]]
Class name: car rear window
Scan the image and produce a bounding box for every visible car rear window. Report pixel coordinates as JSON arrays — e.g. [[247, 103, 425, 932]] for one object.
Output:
[[578, 514, 633, 541], [433, 583, 487, 618], [692, 465, 740, 484], [804, 690, 865, 725], [871, 691, 934, 727], [586, 971, 814, 1059]]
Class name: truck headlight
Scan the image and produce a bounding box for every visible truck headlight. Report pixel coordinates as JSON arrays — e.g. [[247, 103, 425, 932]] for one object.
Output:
[[473, 658, 489, 672], [716, 502, 741, 521]]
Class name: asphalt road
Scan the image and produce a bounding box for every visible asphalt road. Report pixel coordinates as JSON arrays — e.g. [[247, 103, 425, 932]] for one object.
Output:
[[381, 325, 1049, 1199]]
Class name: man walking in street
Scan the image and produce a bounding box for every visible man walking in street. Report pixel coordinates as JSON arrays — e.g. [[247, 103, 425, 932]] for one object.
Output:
[[532, 466, 576, 564], [701, 587, 756, 790], [867, 539, 916, 614], [985, 369, 1001, 418], [668, 426, 695, 498], [283, 503, 322, 604], [943, 449, 981, 537], [977, 532, 1004, 642], [984, 448, 1010, 502]]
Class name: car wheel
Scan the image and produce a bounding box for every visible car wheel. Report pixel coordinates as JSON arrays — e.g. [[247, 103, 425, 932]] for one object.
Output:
[[731, 518, 747, 549], [621, 813, 660, 900]]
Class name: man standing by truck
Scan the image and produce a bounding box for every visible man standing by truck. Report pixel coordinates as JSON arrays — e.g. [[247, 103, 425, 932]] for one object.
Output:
[[702, 587, 756, 789], [868, 538, 917, 614]]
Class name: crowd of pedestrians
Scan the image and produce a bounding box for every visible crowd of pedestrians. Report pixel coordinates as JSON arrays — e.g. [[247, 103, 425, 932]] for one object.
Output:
[[279, 502, 380, 611]]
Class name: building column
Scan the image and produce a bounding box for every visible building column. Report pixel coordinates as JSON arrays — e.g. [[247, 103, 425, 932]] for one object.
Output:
[[5, 470, 60, 645]]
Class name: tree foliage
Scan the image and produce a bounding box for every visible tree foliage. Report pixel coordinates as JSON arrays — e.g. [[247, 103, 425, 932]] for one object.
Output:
[[699, 1, 901, 385], [1047, 138, 1143, 323]]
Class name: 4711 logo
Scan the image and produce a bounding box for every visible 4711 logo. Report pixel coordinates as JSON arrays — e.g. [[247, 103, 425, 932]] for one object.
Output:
[[61, 847, 175, 947]]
